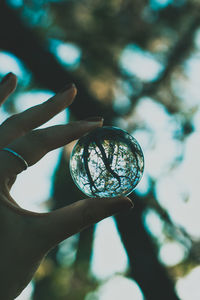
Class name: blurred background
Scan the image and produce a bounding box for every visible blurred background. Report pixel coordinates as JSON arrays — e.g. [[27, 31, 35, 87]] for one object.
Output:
[[0, 0, 200, 299]]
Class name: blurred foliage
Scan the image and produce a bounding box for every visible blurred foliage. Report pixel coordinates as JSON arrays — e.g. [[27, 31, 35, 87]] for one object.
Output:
[[33, 258, 98, 300], [1, 0, 200, 299]]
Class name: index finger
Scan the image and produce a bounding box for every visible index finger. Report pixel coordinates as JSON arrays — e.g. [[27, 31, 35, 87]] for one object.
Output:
[[0, 84, 77, 148]]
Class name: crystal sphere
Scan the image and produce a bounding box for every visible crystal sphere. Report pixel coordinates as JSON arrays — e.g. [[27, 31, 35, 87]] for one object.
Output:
[[69, 126, 144, 197]]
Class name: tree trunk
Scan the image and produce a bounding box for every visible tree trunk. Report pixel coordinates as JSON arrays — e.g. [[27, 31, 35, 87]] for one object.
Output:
[[115, 194, 180, 300]]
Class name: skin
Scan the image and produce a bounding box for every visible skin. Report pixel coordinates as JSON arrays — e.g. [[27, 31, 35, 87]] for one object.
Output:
[[0, 73, 133, 299]]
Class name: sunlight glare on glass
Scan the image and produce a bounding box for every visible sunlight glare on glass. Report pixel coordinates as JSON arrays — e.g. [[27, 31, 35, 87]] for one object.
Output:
[[49, 39, 81, 68], [120, 44, 163, 81], [90, 217, 128, 280]]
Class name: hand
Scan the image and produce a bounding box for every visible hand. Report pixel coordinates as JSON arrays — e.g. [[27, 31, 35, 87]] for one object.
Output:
[[0, 73, 133, 299]]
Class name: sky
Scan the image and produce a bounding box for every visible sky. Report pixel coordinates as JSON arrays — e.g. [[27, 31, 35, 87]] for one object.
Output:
[[1, 7, 200, 299]]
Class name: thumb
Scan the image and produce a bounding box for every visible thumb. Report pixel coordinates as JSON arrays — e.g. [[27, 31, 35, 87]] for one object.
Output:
[[39, 196, 133, 250]]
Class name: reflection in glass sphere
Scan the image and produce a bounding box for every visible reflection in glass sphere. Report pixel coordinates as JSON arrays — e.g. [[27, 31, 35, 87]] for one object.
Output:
[[69, 126, 144, 197]]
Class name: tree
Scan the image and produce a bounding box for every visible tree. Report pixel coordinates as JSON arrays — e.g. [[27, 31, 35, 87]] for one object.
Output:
[[1, 0, 200, 298]]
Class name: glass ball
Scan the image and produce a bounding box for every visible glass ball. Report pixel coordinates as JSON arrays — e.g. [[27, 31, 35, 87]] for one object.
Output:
[[69, 126, 144, 197]]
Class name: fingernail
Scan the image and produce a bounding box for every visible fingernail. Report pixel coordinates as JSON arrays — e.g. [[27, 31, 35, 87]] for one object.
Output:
[[59, 83, 75, 93], [85, 116, 104, 123], [114, 196, 134, 210], [129, 201, 134, 209], [1, 72, 13, 85], [123, 197, 134, 208]]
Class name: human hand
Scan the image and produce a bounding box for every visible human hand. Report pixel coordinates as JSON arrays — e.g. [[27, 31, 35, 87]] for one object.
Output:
[[0, 73, 133, 299]]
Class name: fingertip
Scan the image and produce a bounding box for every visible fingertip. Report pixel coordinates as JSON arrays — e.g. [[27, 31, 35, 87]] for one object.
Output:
[[120, 196, 134, 207], [79, 117, 104, 130], [106, 196, 134, 210], [88, 196, 134, 216], [57, 83, 77, 106], [85, 116, 104, 123], [58, 83, 77, 95], [9, 73, 18, 92], [1, 72, 17, 86], [72, 83, 77, 98], [1, 72, 12, 84], [0, 73, 17, 105]]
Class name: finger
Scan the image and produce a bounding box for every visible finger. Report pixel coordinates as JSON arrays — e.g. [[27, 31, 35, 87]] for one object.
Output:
[[0, 73, 17, 106], [0, 83, 76, 148], [38, 196, 134, 248], [0, 118, 103, 177]]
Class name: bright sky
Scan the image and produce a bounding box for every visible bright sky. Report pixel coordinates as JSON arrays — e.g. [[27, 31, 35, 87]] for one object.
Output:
[[176, 266, 200, 300], [49, 39, 82, 69], [90, 217, 128, 280], [85, 275, 144, 300], [0, 52, 24, 77], [120, 44, 164, 81], [1, 21, 200, 299]]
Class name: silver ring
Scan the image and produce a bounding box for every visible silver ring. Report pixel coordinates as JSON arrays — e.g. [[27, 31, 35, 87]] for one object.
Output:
[[2, 148, 29, 170]]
